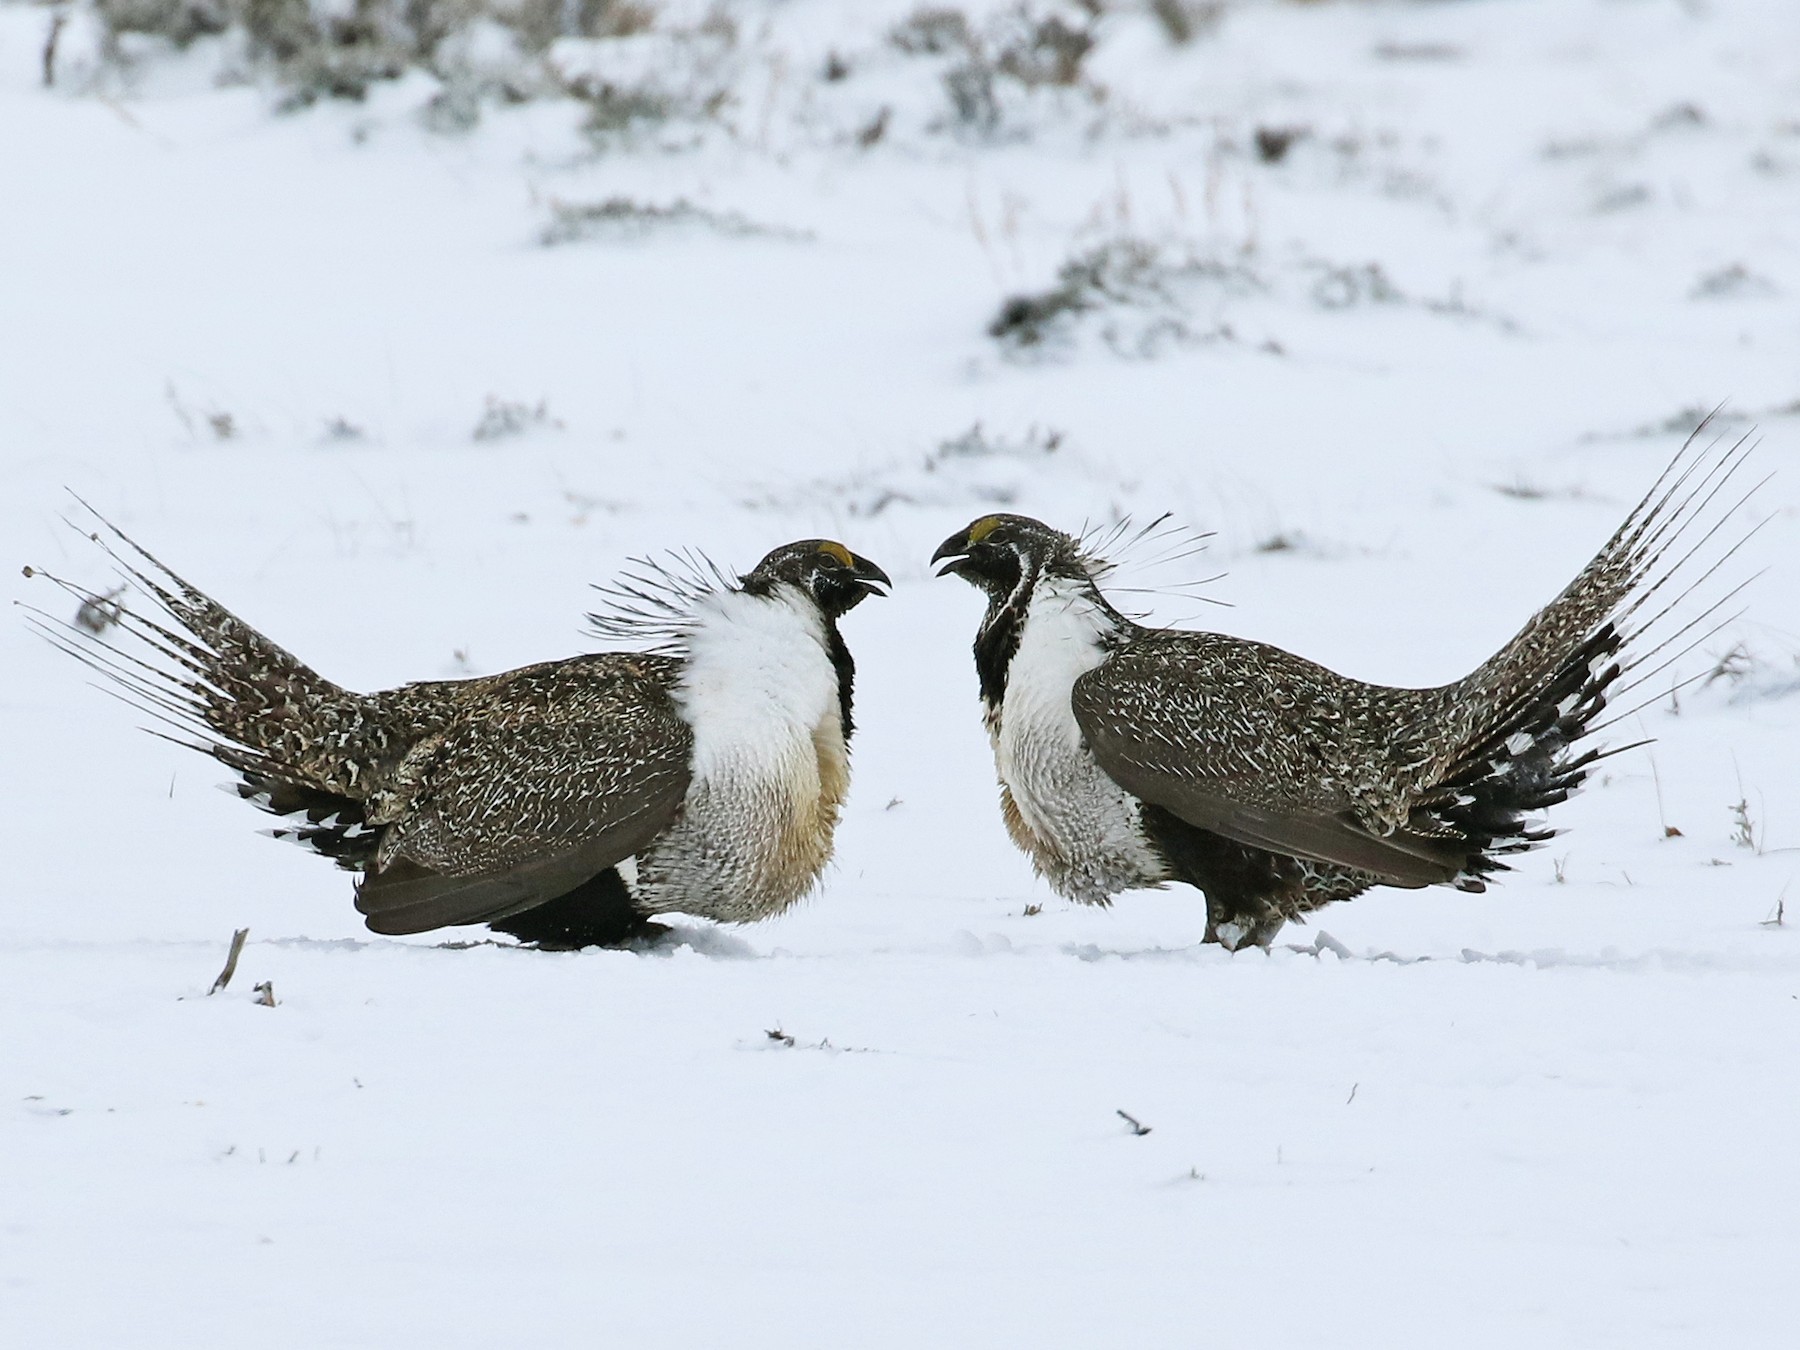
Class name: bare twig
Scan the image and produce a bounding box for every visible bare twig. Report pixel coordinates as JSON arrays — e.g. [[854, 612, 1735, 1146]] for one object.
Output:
[[1731, 798, 1756, 849], [208, 928, 250, 995], [1730, 757, 1758, 851], [253, 981, 277, 1008], [42, 12, 66, 89], [1649, 753, 1681, 837], [765, 1027, 795, 1047]]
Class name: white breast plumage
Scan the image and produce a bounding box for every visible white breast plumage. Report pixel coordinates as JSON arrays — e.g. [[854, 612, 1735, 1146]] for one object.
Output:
[[992, 580, 1169, 904], [635, 584, 849, 922]]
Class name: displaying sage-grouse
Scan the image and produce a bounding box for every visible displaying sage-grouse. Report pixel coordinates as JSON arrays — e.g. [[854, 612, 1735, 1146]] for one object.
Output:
[[932, 430, 1761, 949], [27, 522, 889, 947]]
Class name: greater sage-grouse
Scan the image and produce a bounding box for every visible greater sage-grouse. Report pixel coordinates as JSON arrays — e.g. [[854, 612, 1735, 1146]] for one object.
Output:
[[932, 432, 1760, 949], [28, 524, 889, 947]]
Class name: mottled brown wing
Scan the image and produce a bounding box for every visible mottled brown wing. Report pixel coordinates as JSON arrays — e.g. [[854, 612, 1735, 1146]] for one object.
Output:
[[1070, 635, 1462, 889], [355, 654, 693, 934]]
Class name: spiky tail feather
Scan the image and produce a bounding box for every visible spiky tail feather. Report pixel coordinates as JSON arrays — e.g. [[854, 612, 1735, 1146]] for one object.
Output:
[[1416, 419, 1767, 886], [22, 505, 402, 867]]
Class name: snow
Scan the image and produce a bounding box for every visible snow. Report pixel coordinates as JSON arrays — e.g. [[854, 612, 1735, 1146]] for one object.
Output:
[[3, 0, 1799, 1344]]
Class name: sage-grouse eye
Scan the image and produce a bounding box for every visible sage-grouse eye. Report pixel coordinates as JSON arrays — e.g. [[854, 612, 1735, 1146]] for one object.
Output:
[[932, 427, 1762, 949], [27, 522, 889, 948]]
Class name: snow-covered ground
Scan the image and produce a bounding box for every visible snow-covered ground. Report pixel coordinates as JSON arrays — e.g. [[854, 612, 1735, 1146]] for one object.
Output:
[[4, 1, 1799, 1344]]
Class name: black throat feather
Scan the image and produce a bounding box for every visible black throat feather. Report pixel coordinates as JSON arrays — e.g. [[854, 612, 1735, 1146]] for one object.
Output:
[[974, 588, 1030, 713], [973, 564, 1135, 716], [825, 618, 856, 740]]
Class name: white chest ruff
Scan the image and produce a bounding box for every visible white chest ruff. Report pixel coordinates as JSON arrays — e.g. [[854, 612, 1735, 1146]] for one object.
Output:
[[637, 587, 850, 923], [992, 584, 1168, 904]]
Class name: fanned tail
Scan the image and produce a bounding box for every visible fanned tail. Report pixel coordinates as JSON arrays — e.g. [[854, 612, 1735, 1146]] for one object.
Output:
[[22, 504, 399, 868], [1414, 418, 1767, 885]]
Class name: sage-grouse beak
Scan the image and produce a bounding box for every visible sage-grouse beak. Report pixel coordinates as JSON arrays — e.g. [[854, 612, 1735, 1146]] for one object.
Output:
[[931, 530, 973, 578], [851, 554, 893, 595]]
